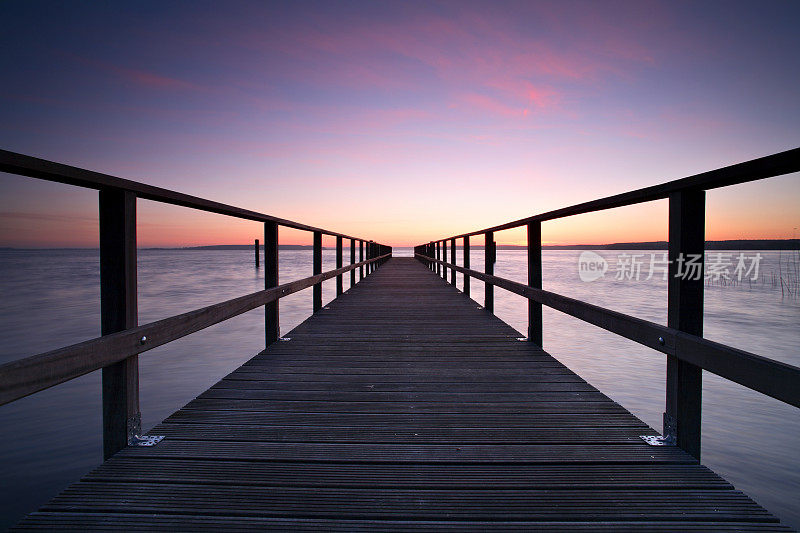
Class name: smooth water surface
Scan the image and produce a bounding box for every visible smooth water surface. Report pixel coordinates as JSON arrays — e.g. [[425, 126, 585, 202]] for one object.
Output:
[[0, 248, 798, 529]]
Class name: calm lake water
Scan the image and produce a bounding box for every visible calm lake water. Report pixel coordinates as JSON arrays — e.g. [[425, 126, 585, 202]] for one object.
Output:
[[0, 247, 798, 529]]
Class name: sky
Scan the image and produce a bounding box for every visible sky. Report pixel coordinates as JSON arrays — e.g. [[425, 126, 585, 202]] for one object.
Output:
[[0, 0, 798, 247]]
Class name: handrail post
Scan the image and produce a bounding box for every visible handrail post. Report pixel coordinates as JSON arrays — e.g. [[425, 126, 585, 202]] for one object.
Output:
[[666, 190, 704, 460], [359, 240, 364, 279], [99, 188, 139, 460], [436, 242, 441, 275], [264, 221, 279, 346], [336, 236, 343, 296], [442, 240, 448, 280], [450, 238, 456, 285], [463, 236, 470, 297], [485, 231, 494, 312], [313, 231, 322, 312], [350, 238, 356, 288], [254, 239, 259, 267], [527, 222, 543, 346]]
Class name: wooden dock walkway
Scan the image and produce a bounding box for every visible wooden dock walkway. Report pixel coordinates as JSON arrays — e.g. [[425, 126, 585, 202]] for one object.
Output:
[[14, 257, 788, 531]]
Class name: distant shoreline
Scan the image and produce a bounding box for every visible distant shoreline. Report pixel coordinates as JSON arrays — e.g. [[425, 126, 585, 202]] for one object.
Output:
[[2, 239, 798, 251]]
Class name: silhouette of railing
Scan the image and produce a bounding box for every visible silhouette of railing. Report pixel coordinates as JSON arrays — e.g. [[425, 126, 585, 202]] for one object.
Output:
[[0, 149, 391, 458], [415, 147, 800, 459]]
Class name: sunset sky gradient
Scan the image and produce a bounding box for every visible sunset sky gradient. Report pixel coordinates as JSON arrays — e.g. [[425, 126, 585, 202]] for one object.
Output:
[[1, 0, 798, 247]]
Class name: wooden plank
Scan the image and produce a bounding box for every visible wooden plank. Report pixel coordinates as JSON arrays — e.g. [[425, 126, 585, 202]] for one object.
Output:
[[162, 410, 652, 428], [84, 459, 727, 487], [149, 424, 656, 444], [41, 483, 774, 521], [114, 440, 693, 463], [14, 513, 794, 531]]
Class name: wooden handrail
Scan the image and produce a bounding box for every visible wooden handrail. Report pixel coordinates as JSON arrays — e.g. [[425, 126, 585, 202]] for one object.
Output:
[[0, 149, 386, 243], [435, 147, 800, 241], [0, 255, 390, 406], [417, 254, 800, 409]]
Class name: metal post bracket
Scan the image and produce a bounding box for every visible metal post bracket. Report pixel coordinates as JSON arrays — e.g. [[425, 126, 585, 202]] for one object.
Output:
[[129, 434, 165, 446]]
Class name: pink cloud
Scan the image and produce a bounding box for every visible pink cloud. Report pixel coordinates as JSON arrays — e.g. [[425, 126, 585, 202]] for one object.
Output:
[[110, 66, 200, 91], [60, 51, 204, 92], [457, 93, 526, 118]]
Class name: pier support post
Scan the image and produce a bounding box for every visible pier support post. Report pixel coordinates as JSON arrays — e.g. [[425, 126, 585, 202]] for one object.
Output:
[[666, 190, 704, 460], [264, 222, 279, 346], [450, 238, 456, 285], [463, 236, 470, 297], [336, 236, 343, 296], [313, 231, 322, 312], [350, 238, 356, 288], [254, 239, 259, 267], [442, 240, 448, 280], [99, 189, 139, 460], [485, 231, 494, 313], [527, 222, 543, 346]]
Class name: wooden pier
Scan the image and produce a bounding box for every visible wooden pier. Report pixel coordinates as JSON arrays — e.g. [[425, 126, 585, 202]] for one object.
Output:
[[2, 148, 799, 530], [13, 258, 790, 530]]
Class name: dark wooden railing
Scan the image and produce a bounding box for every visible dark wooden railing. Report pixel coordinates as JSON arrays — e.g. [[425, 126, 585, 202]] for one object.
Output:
[[0, 149, 391, 458], [415, 147, 800, 460]]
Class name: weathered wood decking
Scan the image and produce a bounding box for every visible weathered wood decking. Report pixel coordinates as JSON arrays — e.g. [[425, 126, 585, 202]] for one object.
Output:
[[15, 257, 788, 531]]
